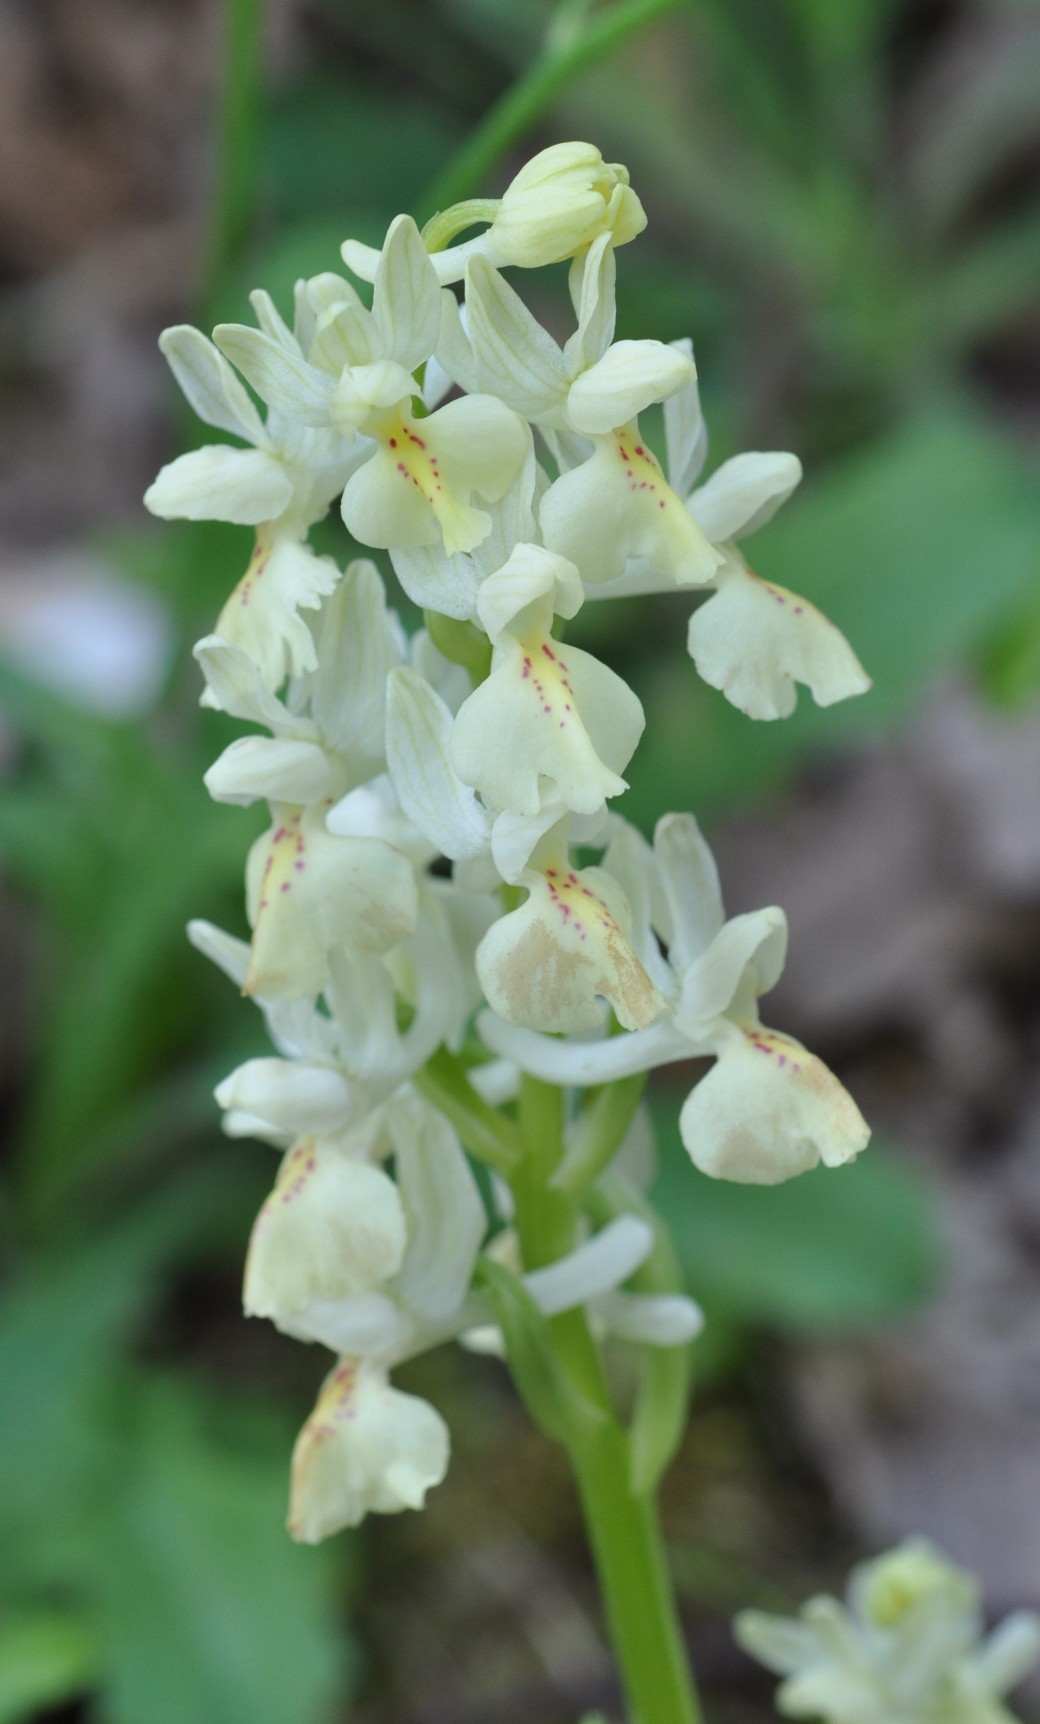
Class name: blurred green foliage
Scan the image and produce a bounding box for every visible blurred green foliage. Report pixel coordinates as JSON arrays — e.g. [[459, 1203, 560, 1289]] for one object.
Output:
[[1, 0, 1038, 1717], [650, 1095, 939, 1383]]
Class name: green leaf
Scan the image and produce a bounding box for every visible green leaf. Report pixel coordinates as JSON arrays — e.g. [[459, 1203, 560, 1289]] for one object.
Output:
[[982, 589, 1040, 709], [650, 1098, 939, 1334], [919, 206, 1040, 353], [0, 1234, 154, 1585], [0, 1611, 101, 1724], [0, 1161, 265, 1586], [18, 748, 255, 1219], [0, 1169, 356, 1724], [94, 1376, 352, 1724]]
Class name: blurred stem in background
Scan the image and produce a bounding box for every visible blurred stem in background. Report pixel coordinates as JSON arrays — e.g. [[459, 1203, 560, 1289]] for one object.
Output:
[[204, 0, 266, 327], [421, 0, 686, 216]]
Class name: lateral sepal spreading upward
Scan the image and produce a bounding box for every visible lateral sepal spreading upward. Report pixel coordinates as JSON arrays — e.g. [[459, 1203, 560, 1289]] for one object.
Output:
[[147, 139, 871, 1537]]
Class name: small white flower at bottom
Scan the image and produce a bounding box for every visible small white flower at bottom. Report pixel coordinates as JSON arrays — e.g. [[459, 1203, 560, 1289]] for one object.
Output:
[[288, 1359, 449, 1541]]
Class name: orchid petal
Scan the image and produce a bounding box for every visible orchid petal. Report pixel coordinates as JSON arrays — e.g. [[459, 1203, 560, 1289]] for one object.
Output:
[[653, 812, 726, 971], [342, 394, 528, 557], [596, 1290, 704, 1346], [386, 666, 490, 860], [474, 542, 583, 642], [675, 907, 787, 1034], [390, 447, 539, 619], [487, 142, 646, 270], [563, 232, 617, 373], [476, 862, 665, 1033], [451, 634, 643, 818], [390, 1096, 486, 1321], [523, 1216, 653, 1313], [187, 917, 251, 989], [244, 1141, 407, 1324], [465, 255, 570, 420], [215, 1056, 359, 1138], [687, 557, 871, 721], [248, 288, 299, 352], [680, 1024, 870, 1184], [372, 214, 442, 373], [283, 1291, 407, 1357], [541, 429, 723, 589], [431, 288, 478, 398], [245, 809, 417, 999], [311, 558, 403, 759], [566, 340, 695, 437], [193, 634, 311, 733], [600, 820, 675, 995], [214, 323, 335, 426], [213, 535, 340, 691], [144, 446, 292, 525], [663, 339, 708, 496], [204, 735, 338, 806], [690, 450, 802, 542], [289, 1360, 449, 1539], [479, 1009, 691, 1086], [158, 324, 266, 444]]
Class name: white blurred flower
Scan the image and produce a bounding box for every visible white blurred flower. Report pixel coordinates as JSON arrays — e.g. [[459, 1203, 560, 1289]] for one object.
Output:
[[736, 1539, 1040, 1724]]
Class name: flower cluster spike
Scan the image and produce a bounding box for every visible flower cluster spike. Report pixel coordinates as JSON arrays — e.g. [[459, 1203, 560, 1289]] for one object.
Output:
[[148, 141, 871, 1539]]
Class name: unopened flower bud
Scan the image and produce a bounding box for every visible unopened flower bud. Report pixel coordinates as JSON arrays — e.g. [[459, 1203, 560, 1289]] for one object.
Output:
[[488, 142, 646, 270]]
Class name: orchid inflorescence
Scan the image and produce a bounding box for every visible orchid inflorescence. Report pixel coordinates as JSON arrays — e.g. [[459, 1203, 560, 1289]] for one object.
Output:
[[146, 141, 873, 1544]]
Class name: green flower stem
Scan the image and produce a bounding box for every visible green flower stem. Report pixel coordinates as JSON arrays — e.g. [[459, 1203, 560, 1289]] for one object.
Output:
[[203, 0, 265, 325], [420, 0, 687, 220], [509, 1075, 702, 1724], [414, 1048, 521, 1175], [552, 1070, 647, 1196], [421, 198, 501, 253], [570, 1421, 703, 1724]]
